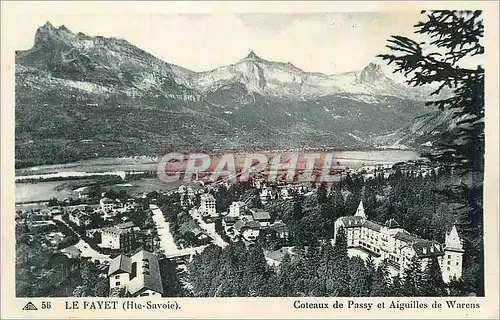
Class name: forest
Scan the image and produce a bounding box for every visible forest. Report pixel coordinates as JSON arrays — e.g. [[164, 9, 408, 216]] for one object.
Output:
[[15, 224, 108, 297], [188, 228, 457, 297], [187, 165, 483, 297]]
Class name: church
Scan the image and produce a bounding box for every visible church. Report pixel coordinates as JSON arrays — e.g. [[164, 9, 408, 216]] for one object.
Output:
[[333, 201, 464, 283]]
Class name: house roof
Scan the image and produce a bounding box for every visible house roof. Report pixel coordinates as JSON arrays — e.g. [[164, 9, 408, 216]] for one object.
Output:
[[200, 193, 215, 201], [128, 250, 163, 295], [115, 221, 135, 230], [191, 228, 205, 237], [179, 219, 200, 235], [252, 210, 271, 221], [242, 221, 261, 230], [230, 201, 246, 207], [69, 209, 90, 218], [101, 197, 115, 204], [108, 255, 132, 276], [363, 220, 382, 231], [233, 219, 246, 231], [270, 222, 289, 234], [224, 216, 238, 223], [61, 245, 81, 258]]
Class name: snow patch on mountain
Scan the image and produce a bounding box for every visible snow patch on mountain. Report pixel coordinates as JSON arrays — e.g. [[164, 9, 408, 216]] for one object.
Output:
[[348, 132, 366, 142]]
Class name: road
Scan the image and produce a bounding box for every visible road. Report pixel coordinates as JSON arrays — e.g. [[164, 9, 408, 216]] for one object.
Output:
[[53, 215, 110, 263], [150, 204, 208, 257], [150, 204, 181, 255], [189, 208, 228, 248]]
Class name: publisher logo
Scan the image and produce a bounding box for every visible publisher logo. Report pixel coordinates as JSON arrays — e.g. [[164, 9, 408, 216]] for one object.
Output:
[[156, 152, 344, 185]]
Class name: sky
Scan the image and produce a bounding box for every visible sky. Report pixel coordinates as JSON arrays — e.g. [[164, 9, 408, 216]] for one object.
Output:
[[13, 11, 427, 78]]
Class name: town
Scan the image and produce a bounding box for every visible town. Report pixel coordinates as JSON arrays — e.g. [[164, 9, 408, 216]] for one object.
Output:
[[15, 159, 471, 298]]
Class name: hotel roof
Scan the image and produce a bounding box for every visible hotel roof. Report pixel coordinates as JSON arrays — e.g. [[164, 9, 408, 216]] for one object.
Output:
[[394, 231, 418, 243], [411, 240, 444, 258], [363, 220, 382, 232], [338, 216, 365, 228]]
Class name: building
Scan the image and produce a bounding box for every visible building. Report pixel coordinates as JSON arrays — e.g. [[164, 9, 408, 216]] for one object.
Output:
[[108, 250, 163, 297], [121, 199, 137, 213], [100, 197, 116, 212], [240, 221, 261, 241], [50, 208, 63, 216], [268, 221, 289, 239], [46, 232, 65, 247], [68, 209, 92, 227], [179, 220, 210, 242], [260, 188, 270, 204], [86, 228, 102, 242], [250, 209, 272, 227], [199, 193, 216, 218], [333, 200, 464, 283], [100, 222, 141, 250], [222, 216, 238, 230], [78, 187, 91, 200], [228, 201, 246, 217], [61, 245, 82, 259], [441, 225, 465, 282]]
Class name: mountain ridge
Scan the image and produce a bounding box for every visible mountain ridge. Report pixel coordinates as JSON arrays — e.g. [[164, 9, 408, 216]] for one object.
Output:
[[14, 22, 452, 168]]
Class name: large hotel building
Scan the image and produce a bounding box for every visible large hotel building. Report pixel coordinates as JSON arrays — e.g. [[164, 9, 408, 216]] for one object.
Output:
[[334, 201, 464, 283]]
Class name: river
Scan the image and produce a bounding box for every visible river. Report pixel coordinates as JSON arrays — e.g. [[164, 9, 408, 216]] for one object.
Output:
[[15, 151, 422, 203]]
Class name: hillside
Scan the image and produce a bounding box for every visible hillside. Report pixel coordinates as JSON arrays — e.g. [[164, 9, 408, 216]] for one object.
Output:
[[15, 23, 452, 168]]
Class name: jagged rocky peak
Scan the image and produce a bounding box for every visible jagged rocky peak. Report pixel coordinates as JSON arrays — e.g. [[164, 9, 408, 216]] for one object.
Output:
[[244, 50, 262, 61], [37, 21, 73, 34], [58, 24, 71, 32], [34, 21, 74, 46], [40, 21, 57, 31], [359, 62, 385, 83]]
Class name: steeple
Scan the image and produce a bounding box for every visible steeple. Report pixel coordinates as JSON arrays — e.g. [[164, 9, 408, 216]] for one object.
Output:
[[354, 200, 366, 218], [445, 224, 464, 252]]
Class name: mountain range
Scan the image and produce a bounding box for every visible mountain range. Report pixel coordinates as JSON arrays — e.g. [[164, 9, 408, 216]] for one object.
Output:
[[15, 22, 452, 168]]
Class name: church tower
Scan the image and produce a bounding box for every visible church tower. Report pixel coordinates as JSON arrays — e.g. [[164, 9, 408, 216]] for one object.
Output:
[[354, 200, 366, 218], [442, 224, 465, 283]]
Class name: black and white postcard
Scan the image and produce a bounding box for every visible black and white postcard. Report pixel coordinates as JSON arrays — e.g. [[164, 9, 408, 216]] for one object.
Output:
[[1, 1, 498, 319]]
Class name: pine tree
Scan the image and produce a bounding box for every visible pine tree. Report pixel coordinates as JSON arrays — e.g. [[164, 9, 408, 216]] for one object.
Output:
[[378, 10, 485, 296], [331, 227, 350, 296], [371, 259, 391, 296], [316, 182, 328, 205], [401, 255, 425, 296], [318, 241, 334, 295], [348, 257, 370, 296], [243, 244, 270, 296], [365, 255, 376, 294], [333, 226, 348, 258], [390, 275, 403, 297], [277, 253, 293, 296], [423, 257, 448, 296], [292, 194, 304, 221]]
